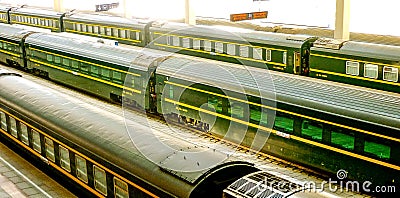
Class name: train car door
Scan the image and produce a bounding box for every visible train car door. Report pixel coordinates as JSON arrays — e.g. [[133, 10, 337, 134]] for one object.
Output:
[[293, 51, 301, 74]]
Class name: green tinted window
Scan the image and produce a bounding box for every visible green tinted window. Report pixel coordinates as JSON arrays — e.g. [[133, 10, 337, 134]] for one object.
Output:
[[113, 71, 122, 81], [208, 96, 222, 113], [301, 120, 322, 141], [101, 68, 110, 78], [331, 130, 354, 150], [230, 103, 243, 118], [274, 114, 293, 132], [72, 61, 80, 70], [46, 54, 53, 62], [250, 106, 268, 126], [54, 56, 61, 64], [62, 58, 70, 67], [364, 141, 390, 159], [91, 66, 99, 76]]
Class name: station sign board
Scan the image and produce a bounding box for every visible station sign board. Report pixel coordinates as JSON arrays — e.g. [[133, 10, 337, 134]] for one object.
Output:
[[230, 11, 268, 22]]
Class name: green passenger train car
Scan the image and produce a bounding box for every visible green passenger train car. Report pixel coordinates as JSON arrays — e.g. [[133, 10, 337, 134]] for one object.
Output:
[[62, 13, 148, 46], [9, 7, 65, 32], [149, 23, 317, 75], [310, 38, 400, 93], [23, 32, 167, 111], [156, 57, 400, 188], [0, 24, 29, 68]]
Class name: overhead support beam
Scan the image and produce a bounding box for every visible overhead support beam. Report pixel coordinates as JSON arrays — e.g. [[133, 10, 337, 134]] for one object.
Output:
[[123, 0, 132, 19], [334, 0, 350, 41], [185, 0, 196, 25], [54, 0, 65, 12]]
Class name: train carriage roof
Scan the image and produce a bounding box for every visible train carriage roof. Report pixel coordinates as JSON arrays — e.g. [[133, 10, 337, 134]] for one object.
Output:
[[0, 23, 32, 41], [10, 7, 64, 18], [312, 39, 400, 61], [0, 4, 12, 12], [0, 70, 256, 197], [25, 32, 167, 71], [157, 57, 400, 130], [151, 22, 315, 48], [64, 13, 146, 28]]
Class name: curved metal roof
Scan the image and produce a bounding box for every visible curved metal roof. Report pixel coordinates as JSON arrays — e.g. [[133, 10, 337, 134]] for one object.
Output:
[[65, 13, 145, 28], [157, 56, 400, 130], [312, 39, 400, 62], [0, 70, 254, 197], [25, 32, 167, 71], [10, 7, 63, 18], [0, 23, 32, 41]]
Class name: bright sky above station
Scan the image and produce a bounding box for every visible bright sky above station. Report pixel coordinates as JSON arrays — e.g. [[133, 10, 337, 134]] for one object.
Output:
[[1, 0, 400, 36]]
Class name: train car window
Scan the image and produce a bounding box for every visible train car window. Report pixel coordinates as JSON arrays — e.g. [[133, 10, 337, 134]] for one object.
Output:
[[20, 123, 29, 145], [301, 120, 322, 141], [0, 42, 3, 49], [229, 103, 244, 119], [182, 37, 190, 48], [44, 20, 49, 27], [168, 85, 173, 98], [76, 23, 81, 31], [100, 26, 105, 35], [172, 36, 180, 47], [45, 137, 55, 162], [346, 61, 360, 76], [193, 39, 201, 50], [208, 96, 222, 113], [106, 27, 112, 36], [364, 140, 390, 159], [253, 47, 262, 60], [59, 145, 71, 172], [273, 113, 293, 133], [9, 117, 17, 138], [215, 42, 224, 54], [383, 66, 398, 82], [112, 28, 118, 37], [62, 58, 70, 67], [112, 71, 122, 83], [87, 25, 93, 33], [331, 130, 354, 150], [93, 26, 99, 34], [364, 64, 378, 79], [93, 165, 108, 196], [227, 44, 236, 56], [72, 61, 81, 71], [46, 54, 53, 62], [0, 111, 7, 131], [114, 177, 129, 198], [283, 52, 287, 65], [54, 56, 61, 64], [135, 32, 140, 41], [82, 24, 87, 32], [204, 40, 212, 52], [91, 66, 99, 77], [119, 29, 125, 38], [239, 45, 249, 58], [250, 106, 268, 126], [49, 20, 53, 28], [75, 155, 88, 183], [100, 68, 111, 79], [32, 129, 41, 153]]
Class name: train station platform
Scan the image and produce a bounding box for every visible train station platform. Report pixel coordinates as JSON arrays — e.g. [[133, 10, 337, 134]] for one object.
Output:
[[0, 142, 76, 198]]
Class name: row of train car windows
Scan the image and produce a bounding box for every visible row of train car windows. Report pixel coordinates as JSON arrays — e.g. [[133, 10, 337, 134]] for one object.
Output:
[[31, 50, 128, 84], [346, 61, 399, 82], [0, 111, 129, 197], [274, 112, 391, 159], [204, 96, 391, 159], [0, 41, 18, 52], [157, 35, 286, 63], [12, 15, 57, 28], [0, 14, 7, 21], [66, 22, 141, 41]]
